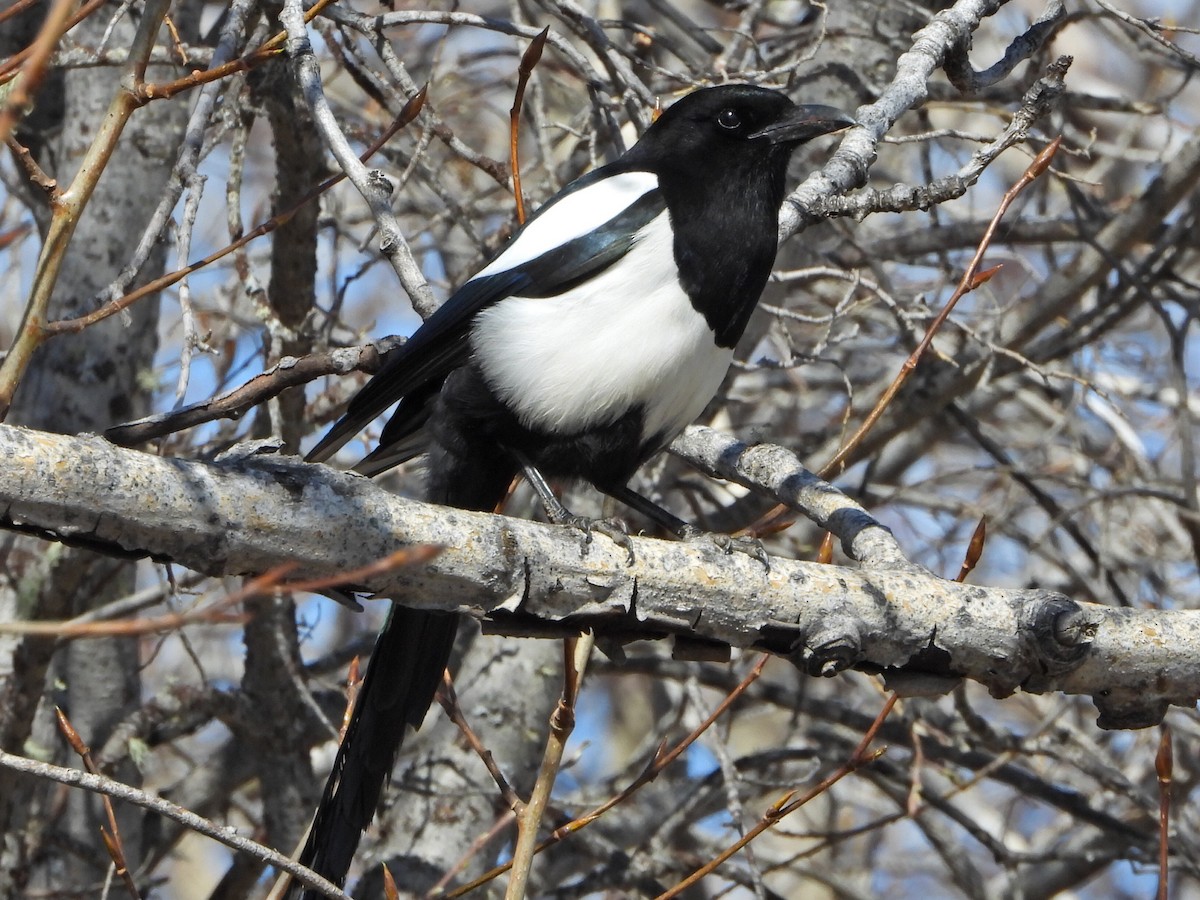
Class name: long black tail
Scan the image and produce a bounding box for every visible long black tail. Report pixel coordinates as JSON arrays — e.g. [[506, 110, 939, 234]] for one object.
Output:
[[294, 607, 458, 898], [294, 413, 515, 896]]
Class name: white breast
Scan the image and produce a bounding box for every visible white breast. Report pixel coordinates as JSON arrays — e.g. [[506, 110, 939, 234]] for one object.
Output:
[[470, 212, 732, 444]]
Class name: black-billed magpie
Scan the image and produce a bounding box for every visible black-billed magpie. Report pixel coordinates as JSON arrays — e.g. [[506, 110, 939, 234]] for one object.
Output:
[[297, 84, 852, 894]]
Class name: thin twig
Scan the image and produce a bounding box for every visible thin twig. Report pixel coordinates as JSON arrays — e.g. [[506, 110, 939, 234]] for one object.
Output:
[[55, 709, 142, 899], [0, 565, 291, 637], [90, 0, 261, 313], [5, 134, 59, 198], [1157, 725, 1172, 900], [0, 0, 108, 81], [505, 632, 594, 900], [820, 137, 1062, 477], [509, 27, 549, 225], [280, 0, 436, 316], [137, 0, 341, 102], [437, 671, 522, 810], [0, 748, 352, 898], [0, 0, 42, 27], [0, 548, 437, 637], [655, 694, 898, 899], [448, 655, 771, 897], [686, 678, 766, 899], [750, 126, 1061, 553], [172, 170, 206, 408], [426, 811, 518, 898], [0, 0, 76, 144], [282, 544, 442, 596], [43, 93, 424, 337], [1094, 0, 1200, 69]]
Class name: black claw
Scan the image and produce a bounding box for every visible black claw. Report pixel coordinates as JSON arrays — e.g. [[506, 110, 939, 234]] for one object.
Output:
[[680, 528, 770, 571], [720, 534, 771, 571], [565, 515, 635, 565], [747, 540, 771, 572]]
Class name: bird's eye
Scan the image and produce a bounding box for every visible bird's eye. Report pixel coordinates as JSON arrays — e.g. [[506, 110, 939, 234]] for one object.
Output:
[[716, 108, 742, 131]]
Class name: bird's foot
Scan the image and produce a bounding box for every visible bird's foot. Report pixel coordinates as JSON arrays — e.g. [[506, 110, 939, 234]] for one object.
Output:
[[677, 524, 770, 571], [562, 515, 635, 565]]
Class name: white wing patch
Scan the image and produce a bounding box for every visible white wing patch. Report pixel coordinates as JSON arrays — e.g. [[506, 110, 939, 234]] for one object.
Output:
[[471, 212, 732, 445], [473, 171, 660, 279]]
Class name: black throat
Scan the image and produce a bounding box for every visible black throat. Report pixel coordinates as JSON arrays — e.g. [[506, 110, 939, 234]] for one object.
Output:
[[648, 153, 788, 349]]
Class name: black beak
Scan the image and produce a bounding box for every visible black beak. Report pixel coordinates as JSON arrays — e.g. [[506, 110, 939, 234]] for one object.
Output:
[[750, 103, 856, 145]]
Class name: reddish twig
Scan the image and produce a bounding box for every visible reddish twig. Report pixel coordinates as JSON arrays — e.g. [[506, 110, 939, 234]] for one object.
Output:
[[426, 811, 517, 899], [656, 693, 898, 899], [160, 13, 190, 67], [509, 27, 549, 225], [44, 88, 426, 338], [137, 0, 341, 102], [820, 139, 1062, 478], [5, 134, 58, 198], [437, 671, 522, 810], [55, 708, 142, 899], [955, 516, 987, 582], [0, 221, 33, 249], [0, 565, 294, 638], [0, 0, 42, 27], [448, 654, 771, 897], [0, 0, 76, 145], [0, 0, 108, 81], [0, 546, 437, 639], [748, 138, 1063, 536], [280, 543, 441, 596], [1157, 724, 1172, 900]]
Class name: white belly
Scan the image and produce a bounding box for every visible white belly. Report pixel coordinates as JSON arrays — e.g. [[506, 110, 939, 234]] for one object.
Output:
[[470, 212, 732, 444]]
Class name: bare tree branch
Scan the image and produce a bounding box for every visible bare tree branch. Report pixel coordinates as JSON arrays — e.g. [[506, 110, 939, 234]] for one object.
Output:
[[0, 747, 351, 899], [1, 423, 1196, 730]]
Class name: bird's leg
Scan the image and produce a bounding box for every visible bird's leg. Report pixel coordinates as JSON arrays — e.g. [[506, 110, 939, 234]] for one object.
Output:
[[511, 451, 635, 564], [604, 483, 770, 570]]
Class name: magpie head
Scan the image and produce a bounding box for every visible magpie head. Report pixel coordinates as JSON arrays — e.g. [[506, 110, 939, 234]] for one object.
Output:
[[629, 84, 854, 177]]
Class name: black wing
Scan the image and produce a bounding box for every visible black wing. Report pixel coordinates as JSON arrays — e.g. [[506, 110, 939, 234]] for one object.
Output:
[[304, 268, 525, 465]]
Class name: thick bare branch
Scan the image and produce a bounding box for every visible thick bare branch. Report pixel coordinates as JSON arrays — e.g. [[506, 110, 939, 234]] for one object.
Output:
[[1, 424, 1195, 730]]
